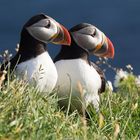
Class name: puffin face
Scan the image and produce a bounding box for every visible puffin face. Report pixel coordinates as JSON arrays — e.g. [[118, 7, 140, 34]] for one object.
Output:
[[23, 13, 71, 45], [70, 23, 114, 58]]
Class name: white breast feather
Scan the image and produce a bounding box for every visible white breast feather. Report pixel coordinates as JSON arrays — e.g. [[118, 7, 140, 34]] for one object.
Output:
[[55, 59, 101, 111], [16, 52, 58, 93]]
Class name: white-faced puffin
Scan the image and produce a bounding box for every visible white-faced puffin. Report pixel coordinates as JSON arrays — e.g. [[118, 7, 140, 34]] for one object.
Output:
[[54, 23, 114, 113], [1, 13, 71, 93]]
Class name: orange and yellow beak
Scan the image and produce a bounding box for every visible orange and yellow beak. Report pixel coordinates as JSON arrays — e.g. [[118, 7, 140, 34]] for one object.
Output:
[[93, 34, 114, 58], [52, 24, 71, 46]]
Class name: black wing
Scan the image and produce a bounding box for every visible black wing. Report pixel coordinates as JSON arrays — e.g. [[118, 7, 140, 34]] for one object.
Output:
[[90, 61, 106, 94]]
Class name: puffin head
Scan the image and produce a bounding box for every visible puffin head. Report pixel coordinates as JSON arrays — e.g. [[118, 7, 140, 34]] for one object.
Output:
[[70, 23, 114, 58], [21, 13, 71, 45]]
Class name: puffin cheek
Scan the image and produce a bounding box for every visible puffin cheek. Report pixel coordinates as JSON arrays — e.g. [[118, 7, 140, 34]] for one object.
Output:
[[27, 27, 51, 43], [73, 34, 96, 50]]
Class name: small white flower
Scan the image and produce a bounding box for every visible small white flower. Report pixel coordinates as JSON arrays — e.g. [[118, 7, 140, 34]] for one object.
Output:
[[135, 75, 140, 87], [114, 69, 128, 88], [15, 43, 20, 52], [1, 50, 13, 62], [106, 80, 113, 91], [126, 64, 133, 71], [4, 50, 9, 54]]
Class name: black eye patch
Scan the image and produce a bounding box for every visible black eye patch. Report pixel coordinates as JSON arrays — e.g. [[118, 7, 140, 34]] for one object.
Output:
[[44, 20, 51, 28], [91, 29, 96, 37]]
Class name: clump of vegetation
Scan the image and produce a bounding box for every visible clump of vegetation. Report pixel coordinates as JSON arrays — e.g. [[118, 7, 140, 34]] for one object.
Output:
[[0, 50, 140, 140]]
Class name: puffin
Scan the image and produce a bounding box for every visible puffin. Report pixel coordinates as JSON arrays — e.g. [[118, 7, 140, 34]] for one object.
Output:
[[54, 23, 114, 113], [1, 13, 71, 93]]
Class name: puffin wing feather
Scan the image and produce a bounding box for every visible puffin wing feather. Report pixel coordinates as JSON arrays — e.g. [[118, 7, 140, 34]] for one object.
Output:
[[90, 61, 106, 94]]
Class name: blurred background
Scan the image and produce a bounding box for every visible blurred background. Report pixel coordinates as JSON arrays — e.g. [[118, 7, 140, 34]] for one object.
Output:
[[0, 0, 139, 81]]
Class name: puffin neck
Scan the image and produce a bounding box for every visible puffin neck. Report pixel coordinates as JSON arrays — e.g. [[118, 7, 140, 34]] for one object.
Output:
[[54, 37, 89, 63], [18, 29, 47, 63]]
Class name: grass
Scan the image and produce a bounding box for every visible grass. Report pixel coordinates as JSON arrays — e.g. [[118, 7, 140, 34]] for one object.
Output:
[[0, 71, 140, 139]]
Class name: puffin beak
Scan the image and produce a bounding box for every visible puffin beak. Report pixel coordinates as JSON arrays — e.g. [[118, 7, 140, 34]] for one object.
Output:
[[52, 24, 71, 46], [94, 34, 114, 58]]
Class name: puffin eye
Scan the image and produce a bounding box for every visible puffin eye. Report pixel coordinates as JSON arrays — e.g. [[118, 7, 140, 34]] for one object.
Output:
[[44, 20, 51, 28], [91, 29, 96, 37]]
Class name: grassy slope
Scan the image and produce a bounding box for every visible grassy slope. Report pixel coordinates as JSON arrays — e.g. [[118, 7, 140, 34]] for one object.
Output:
[[0, 75, 140, 140]]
